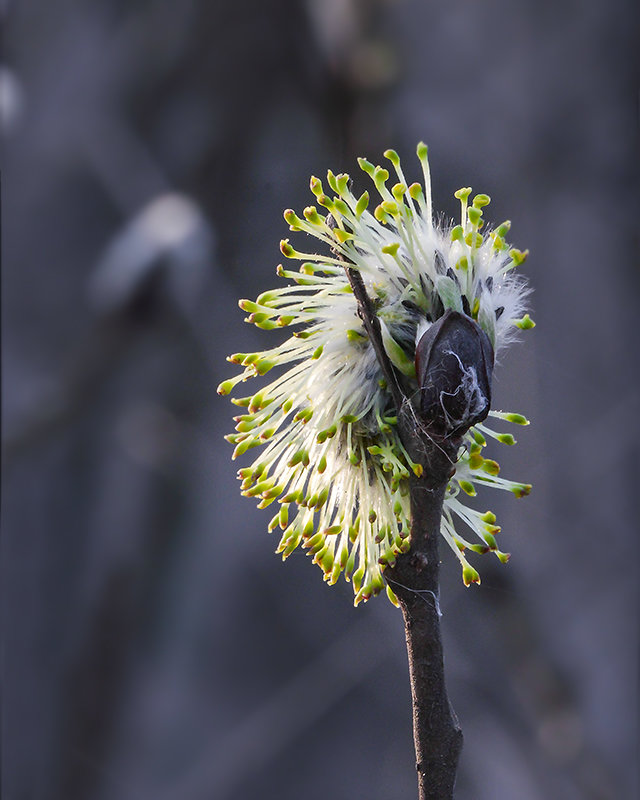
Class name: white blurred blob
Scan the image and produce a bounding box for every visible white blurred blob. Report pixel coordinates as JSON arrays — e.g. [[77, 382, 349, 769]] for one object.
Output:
[[89, 192, 214, 315], [0, 66, 26, 134]]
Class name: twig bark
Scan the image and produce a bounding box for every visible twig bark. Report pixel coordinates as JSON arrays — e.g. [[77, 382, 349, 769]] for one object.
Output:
[[387, 471, 464, 800], [345, 266, 464, 799]]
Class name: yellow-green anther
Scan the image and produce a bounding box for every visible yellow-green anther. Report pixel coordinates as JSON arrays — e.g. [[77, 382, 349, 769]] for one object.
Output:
[[255, 359, 276, 376], [491, 411, 529, 425], [482, 459, 500, 476], [284, 209, 302, 229], [334, 229, 352, 244], [512, 484, 532, 498], [282, 398, 293, 413], [268, 513, 280, 532], [287, 449, 307, 467], [355, 191, 369, 216], [312, 345, 324, 359], [232, 438, 260, 460], [369, 509, 377, 523], [303, 206, 322, 224], [293, 407, 313, 423], [324, 524, 342, 536], [467, 206, 482, 226], [326, 170, 339, 192], [256, 290, 278, 305], [333, 198, 349, 217], [277, 315, 295, 326], [310, 175, 323, 196], [381, 242, 400, 256], [217, 376, 243, 396], [472, 429, 486, 445], [373, 166, 389, 188], [472, 193, 491, 208], [303, 532, 324, 551], [496, 433, 516, 445], [352, 566, 365, 593], [459, 480, 476, 496], [235, 419, 257, 433], [357, 157, 375, 177], [386, 584, 400, 607], [347, 328, 367, 343], [374, 204, 390, 223], [469, 452, 483, 470], [454, 187, 472, 201], [384, 148, 400, 166], [316, 487, 330, 507], [416, 141, 429, 162], [253, 318, 278, 330], [318, 455, 327, 473], [463, 565, 481, 586], [392, 183, 406, 202], [336, 173, 350, 194], [481, 510, 496, 524], [514, 314, 535, 329], [381, 200, 398, 215], [380, 324, 416, 377], [349, 450, 361, 466], [451, 225, 465, 241], [262, 484, 284, 500], [509, 248, 529, 265], [456, 256, 469, 272], [280, 239, 295, 257], [279, 504, 289, 529], [465, 231, 483, 248]]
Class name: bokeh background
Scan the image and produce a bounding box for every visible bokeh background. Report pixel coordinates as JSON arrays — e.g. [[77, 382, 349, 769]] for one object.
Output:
[[3, 1, 637, 798]]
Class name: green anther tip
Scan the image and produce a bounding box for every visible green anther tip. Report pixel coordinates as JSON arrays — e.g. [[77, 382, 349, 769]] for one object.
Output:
[[462, 565, 481, 586], [505, 413, 529, 425], [280, 239, 294, 257], [381, 242, 400, 256], [384, 148, 400, 165], [467, 207, 482, 226], [454, 187, 472, 201], [217, 380, 233, 396], [416, 141, 429, 161], [357, 157, 375, 176], [355, 192, 369, 215], [459, 480, 476, 497], [515, 314, 536, 330], [472, 193, 491, 208]]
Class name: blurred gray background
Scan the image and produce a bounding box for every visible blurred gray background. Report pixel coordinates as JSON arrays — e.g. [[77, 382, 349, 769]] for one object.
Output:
[[2, 1, 638, 798]]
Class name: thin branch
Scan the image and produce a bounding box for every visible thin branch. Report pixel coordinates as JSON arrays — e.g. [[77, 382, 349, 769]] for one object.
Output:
[[343, 266, 404, 410], [347, 271, 464, 799]]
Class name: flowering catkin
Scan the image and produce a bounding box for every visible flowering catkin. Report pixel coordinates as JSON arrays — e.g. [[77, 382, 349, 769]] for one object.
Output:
[[218, 144, 533, 605]]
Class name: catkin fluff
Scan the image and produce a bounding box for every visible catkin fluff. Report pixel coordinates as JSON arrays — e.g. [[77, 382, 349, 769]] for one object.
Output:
[[219, 144, 533, 605]]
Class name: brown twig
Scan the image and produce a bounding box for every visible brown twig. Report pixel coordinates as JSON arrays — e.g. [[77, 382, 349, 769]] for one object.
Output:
[[345, 266, 463, 799]]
